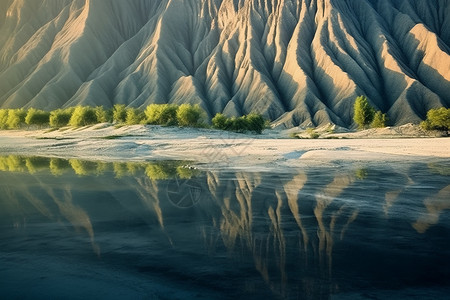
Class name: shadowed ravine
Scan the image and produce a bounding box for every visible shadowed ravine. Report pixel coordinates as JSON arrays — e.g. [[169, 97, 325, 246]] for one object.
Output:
[[0, 156, 449, 299]]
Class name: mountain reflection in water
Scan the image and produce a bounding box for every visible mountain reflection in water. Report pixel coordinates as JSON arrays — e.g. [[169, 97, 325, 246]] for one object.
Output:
[[0, 155, 449, 299]]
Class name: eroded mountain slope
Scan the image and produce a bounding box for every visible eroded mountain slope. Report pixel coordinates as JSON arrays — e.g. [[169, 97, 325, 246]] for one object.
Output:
[[0, 0, 449, 127]]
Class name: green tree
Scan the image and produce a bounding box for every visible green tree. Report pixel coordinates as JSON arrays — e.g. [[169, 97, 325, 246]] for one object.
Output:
[[69, 106, 98, 127], [353, 95, 375, 129], [6, 109, 27, 129], [0, 109, 9, 129], [371, 111, 387, 128], [25, 108, 50, 128], [95, 106, 112, 123], [230, 116, 249, 132], [212, 113, 228, 130], [145, 104, 160, 124], [145, 104, 178, 126], [245, 113, 265, 134], [113, 104, 127, 123], [420, 107, 450, 132], [125, 107, 145, 125], [49, 107, 74, 128], [212, 112, 265, 134], [176, 104, 206, 127]]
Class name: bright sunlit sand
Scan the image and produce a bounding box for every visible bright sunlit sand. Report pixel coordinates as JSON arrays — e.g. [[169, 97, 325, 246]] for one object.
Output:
[[0, 124, 448, 170]]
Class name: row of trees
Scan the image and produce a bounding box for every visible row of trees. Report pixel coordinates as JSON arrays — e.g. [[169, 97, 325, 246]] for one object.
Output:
[[0, 104, 266, 134], [0, 104, 207, 129], [353, 95, 449, 132], [2, 97, 445, 133]]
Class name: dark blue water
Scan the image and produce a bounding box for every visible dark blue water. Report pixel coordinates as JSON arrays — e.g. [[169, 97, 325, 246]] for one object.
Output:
[[0, 156, 449, 299]]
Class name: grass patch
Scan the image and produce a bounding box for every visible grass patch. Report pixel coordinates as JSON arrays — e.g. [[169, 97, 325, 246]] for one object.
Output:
[[289, 132, 300, 139], [306, 128, 320, 139]]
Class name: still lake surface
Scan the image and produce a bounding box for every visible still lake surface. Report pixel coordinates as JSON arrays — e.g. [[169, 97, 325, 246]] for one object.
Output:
[[0, 156, 449, 299]]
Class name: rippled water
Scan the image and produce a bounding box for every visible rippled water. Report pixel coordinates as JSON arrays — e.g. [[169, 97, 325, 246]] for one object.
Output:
[[0, 156, 449, 299]]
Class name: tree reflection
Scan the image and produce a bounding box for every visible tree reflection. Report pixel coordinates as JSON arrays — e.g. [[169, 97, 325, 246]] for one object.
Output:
[[1, 155, 449, 299]]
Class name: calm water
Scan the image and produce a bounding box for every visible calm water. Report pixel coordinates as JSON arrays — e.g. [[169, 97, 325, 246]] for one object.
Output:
[[0, 156, 449, 299]]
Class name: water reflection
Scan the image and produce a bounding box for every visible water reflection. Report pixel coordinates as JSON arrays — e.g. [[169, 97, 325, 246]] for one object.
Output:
[[0, 155, 449, 299], [0, 155, 199, 179]]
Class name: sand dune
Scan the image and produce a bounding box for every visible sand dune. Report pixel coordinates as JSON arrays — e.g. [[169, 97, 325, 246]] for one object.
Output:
[[0, 0, 449, 128]]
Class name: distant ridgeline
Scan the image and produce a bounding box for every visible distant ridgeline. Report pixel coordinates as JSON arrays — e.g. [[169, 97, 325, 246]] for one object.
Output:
[[0, 0, 449, 128], [0, 104, 266, 133]]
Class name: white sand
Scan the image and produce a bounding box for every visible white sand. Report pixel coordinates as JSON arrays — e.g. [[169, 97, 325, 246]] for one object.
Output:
[[0, 124, 448, 170]]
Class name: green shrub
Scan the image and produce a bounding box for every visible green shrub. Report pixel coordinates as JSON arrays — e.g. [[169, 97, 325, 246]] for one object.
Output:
[[371, 111, 387, 128], [212, 113, 228, 130], [113, 104, 127, 123], [25, 108, 50, 128], [230, 116, 249, 132], [325, 124, 335, 134], [6, 109, 27, 129], [176, 104, 205, 127], [69, 106, 98, 127], [125, 108, 145, 125], [420, 107, 450, 132], [49, 107, 74, 128], [289, 132, 300, 139], [144, 104, 159, 124], [306, 128, 320, 139], [0, 109, 9, 129], [420, 120, 432, 130], [353, 95, 375, 129], [95, 106, 112, 123], [245, 113, 265, 134], [145, 104, 178, 126], [212, 113, 265, 134]]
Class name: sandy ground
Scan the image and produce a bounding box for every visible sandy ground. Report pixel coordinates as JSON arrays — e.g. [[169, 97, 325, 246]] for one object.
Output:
[[0, 124, 448, 170]]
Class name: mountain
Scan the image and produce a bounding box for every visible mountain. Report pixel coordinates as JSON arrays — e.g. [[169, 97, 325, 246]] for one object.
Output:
[[0, 0, 449, 128]]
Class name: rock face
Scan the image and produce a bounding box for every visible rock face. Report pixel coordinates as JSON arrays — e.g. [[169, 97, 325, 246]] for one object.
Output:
[[0, 0, 449, 128]]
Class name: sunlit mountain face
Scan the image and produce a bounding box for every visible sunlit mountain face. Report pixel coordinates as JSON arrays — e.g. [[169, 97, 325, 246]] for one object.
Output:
[[0, 0, 449, 128], [1, 155, 449, 299]]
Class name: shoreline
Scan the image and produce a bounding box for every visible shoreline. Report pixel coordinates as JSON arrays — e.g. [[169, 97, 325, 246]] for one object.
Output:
[[0, 124, 449, 171]]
